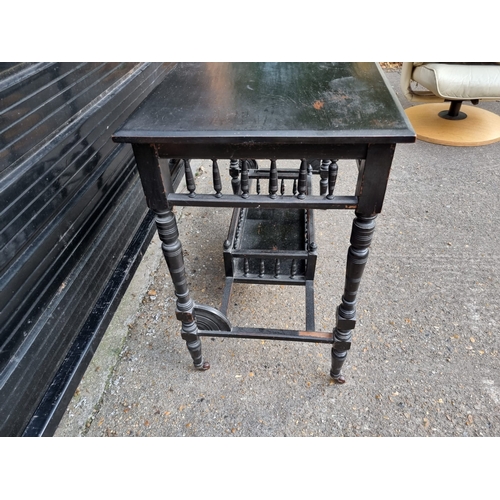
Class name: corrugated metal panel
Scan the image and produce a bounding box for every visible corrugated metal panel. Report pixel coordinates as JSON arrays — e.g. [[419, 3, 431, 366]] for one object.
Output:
[[0, 62, 175, 436]]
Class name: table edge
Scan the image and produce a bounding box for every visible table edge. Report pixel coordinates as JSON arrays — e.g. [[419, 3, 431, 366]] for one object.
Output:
[[112, 130, 416, 144]]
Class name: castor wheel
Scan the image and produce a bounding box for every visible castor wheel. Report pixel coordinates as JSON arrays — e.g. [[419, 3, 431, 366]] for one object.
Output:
[[195, 360, 211, 371], [330, 370, 346, 384]]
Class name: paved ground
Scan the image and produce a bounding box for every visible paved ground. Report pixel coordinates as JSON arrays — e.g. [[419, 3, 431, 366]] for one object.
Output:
[[55, 69, 500, 437]]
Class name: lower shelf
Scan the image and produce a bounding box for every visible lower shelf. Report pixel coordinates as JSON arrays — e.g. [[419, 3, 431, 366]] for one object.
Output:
[[224, 205, 317, 284]]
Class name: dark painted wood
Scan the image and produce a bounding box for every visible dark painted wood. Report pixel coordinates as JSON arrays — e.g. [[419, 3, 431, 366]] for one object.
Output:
[[131, 144, 173, 212], [197, 327, 333, 344], [319, 159, 330, 195], [156, 208, 208, 370], [269, 159, 278, 198], [327, 160, 339, 199], [114, 62, 415, 148], [212, 159, 222, 197], [114, 62, 416, 381], [355, 143, 396, 215], [305, 281, 315, 331], [240, 159, 249, 198], [229, 159, 240, 194], [184, 159, 196, 197], [167, 193, 358, 210], [155, 142, 369, 161], [297, 159, 307, 199], [132, 144, 209, 370], [330, 214, 377, 383]]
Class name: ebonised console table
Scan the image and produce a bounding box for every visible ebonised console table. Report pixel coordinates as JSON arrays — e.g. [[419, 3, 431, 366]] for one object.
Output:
[[113, 62, 415, 383]]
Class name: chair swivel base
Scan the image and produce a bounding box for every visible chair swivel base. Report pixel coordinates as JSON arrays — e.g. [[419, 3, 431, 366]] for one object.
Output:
[[405, 103, 500, 146]]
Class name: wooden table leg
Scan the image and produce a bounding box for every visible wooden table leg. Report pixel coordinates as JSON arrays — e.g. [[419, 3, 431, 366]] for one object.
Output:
[[132, 144, 209, 370], [331, 214, 377, 383], [156, 209, 209, 370]]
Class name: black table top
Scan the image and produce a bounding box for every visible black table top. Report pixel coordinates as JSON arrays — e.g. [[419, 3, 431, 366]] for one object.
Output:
[[113, 62, 415, 145]]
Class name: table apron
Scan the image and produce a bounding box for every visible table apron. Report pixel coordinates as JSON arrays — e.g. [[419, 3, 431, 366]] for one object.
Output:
[[154, 142, 369, 160]]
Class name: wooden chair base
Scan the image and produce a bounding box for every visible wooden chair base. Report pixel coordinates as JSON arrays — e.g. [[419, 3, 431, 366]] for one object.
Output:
[[405, 103, 500, 146]]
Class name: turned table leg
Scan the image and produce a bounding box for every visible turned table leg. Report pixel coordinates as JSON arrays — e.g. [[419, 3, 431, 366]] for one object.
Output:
[[132, 144, 209, 370], [331, 214, 376, 383], [156, 210, 209, 370]]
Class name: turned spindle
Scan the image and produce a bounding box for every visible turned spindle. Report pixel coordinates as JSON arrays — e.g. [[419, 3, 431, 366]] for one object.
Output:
[[241, 160, 249, 198], [320, 159, 331, 196], [297, 159, 307, 199], [269, 159, 278, 199], [212, 159, 222, 198], [184, 159, 196, 197], [327, 160, 339, 199]]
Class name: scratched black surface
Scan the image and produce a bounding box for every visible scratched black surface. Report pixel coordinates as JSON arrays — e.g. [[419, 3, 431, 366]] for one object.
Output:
[[113, 62, 415, 144]]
